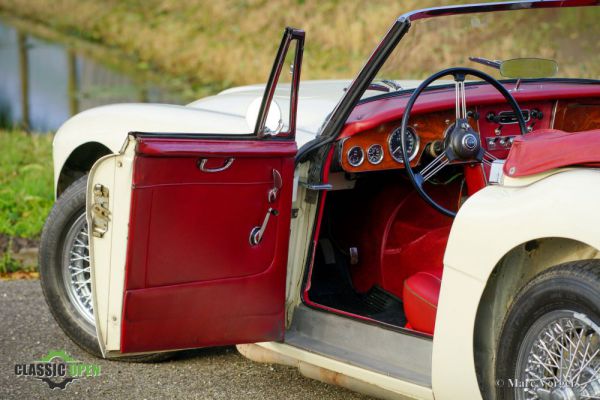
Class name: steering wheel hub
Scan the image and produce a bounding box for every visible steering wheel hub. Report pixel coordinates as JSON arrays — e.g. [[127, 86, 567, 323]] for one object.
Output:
[[445, 118, 483, 161]]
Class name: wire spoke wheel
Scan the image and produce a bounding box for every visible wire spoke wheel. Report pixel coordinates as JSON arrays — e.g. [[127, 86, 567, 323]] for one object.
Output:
[[516, 310, 600, 400], [61, 212, 94, 325]]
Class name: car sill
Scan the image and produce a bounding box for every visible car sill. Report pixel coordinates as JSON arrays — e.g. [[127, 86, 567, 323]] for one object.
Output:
[[283, 305, 433, 388]]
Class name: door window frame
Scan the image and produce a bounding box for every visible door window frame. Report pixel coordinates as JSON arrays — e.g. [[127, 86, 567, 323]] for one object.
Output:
[[255, 27, 305, 139]]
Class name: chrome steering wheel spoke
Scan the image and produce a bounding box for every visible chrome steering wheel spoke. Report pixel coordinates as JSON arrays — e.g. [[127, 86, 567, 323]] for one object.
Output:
[[417, 151, 450, 185], [454, 73, 468, 120], [483, 150, 498, 167]]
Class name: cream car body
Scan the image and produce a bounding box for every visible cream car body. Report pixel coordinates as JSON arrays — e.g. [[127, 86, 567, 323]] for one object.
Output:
[[43, 2, 600, 400]]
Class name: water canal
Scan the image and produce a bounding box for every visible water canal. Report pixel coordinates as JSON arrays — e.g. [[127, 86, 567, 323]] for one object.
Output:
[[0, 17, 187, 132]]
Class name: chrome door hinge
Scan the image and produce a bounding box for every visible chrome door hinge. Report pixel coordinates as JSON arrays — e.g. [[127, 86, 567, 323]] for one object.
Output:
[[91, 184, 111, 238]]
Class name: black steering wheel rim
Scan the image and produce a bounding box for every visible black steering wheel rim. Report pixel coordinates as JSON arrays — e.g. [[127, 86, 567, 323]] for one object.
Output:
[[400, 67, 526, 218]]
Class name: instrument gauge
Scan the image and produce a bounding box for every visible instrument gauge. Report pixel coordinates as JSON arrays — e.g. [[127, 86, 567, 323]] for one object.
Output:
[[367, 144, 384, 165], [347, 146, 364, 167], [388, 126, 420, 163]]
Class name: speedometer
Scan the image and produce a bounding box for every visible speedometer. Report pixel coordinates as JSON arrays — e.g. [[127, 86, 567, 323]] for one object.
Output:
[[388, 126, 420, 163]]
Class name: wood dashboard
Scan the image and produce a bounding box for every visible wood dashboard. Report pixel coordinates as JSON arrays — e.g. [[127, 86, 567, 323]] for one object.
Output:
[[338, 98, 600, 173]]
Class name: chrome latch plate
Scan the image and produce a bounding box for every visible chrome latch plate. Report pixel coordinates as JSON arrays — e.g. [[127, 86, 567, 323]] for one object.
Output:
[[91, 184, 111, 238]]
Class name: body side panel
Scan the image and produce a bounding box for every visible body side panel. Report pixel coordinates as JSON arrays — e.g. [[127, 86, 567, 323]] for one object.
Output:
[[432, 169, 600, 399]]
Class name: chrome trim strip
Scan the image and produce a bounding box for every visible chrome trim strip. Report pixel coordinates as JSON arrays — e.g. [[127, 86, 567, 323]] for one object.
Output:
[[402, 0, 598, 22], [550, 100, 559, 129], [497, 109, 531, 124]]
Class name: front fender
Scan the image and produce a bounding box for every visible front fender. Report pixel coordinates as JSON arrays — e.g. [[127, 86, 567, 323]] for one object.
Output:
[[52, 102, 250, 193], [432, 168, 600, 399]]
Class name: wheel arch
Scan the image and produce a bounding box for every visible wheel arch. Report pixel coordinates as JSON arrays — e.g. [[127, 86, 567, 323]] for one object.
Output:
[[56, 142, 112, 197], [472, 237, 600, 399]]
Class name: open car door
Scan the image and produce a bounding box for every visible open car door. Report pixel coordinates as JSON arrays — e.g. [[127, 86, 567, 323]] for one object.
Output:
[[87, 28, 304, 357]]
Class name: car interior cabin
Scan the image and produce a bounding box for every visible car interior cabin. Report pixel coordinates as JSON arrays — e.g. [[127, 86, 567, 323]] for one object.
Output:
[[302, 84, 600, 337]]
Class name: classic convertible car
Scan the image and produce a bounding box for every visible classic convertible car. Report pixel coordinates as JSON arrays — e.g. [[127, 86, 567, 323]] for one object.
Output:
[[40, 1, 600, 399]]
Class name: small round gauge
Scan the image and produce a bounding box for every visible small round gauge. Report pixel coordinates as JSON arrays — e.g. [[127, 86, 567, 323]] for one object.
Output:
[[347, 146, 364, 167], [388, 126, 420, 163], [367, 144, 384, 165]]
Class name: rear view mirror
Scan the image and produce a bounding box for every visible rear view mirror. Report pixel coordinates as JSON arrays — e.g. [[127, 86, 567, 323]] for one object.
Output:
[[500, 58, 558, 79]]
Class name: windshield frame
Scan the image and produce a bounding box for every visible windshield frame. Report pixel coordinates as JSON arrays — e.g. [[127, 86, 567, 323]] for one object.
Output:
[[311, 0, 600, 146], [358, 78, 600, 106]]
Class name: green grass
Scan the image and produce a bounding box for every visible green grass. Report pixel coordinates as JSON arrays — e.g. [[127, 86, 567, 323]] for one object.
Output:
[[0, 130, 54, 238], [0, 130, 53, 274]]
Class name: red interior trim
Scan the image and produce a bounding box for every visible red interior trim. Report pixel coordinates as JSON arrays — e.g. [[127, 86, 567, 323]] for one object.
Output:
[[120, 138, 296, 353], [136, 137, 297, 158], [504, 128, 600, 177]]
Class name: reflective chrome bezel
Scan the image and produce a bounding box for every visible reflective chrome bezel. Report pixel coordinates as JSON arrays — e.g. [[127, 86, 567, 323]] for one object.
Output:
[[347, 145, 365, 167], [443, 122, 455, 139], [388, 126, 420, 163], [367, 144, 384, 165], [497, 109, 530, 125]]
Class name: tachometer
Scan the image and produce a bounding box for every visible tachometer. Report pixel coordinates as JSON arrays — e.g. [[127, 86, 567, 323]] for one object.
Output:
[[388, 126, 420, 163], [347, 146, 364, 167], [367, 144, 384, 165]]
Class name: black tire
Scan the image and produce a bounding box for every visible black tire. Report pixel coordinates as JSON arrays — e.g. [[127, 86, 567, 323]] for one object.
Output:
[[40, 175, 171, 362], [495, 261, 600, 400]]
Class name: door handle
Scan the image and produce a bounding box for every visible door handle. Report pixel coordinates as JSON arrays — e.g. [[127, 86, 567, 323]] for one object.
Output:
[[249, 208, 278, 246], [197, 158, 234, 173]]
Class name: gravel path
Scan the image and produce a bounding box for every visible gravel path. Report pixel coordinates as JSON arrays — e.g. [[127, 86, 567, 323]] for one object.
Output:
[[0, 280, 373, 399]]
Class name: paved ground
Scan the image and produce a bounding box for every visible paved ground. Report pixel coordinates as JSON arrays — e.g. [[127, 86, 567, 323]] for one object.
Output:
[[0, 280, 372, 399]]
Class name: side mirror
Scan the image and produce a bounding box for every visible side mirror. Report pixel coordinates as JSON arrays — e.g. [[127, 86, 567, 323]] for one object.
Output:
[[246, 97, 283, 135], [500, 58, 558, 79]]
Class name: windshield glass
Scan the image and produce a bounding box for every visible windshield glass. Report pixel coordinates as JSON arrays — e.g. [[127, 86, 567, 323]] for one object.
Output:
[[364, 6, 599, 100]]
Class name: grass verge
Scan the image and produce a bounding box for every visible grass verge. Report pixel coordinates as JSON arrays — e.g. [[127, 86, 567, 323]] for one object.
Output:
[[0, 129, 53, 275]]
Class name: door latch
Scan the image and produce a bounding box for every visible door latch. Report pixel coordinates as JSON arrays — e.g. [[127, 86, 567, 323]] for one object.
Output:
[[91, 184, 110, 238], [268, 169, 283, 203], [249, 208, 278, 246]]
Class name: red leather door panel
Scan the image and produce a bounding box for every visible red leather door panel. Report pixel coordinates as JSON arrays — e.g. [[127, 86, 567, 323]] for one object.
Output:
[[120, 137, 296, 353]]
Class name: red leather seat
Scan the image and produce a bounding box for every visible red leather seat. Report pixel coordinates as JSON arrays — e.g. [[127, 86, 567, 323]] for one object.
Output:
[[403, 269, 443, 335]]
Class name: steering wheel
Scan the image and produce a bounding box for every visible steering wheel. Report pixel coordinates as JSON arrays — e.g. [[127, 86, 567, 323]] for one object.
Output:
[[400, 67, 527, 217]]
